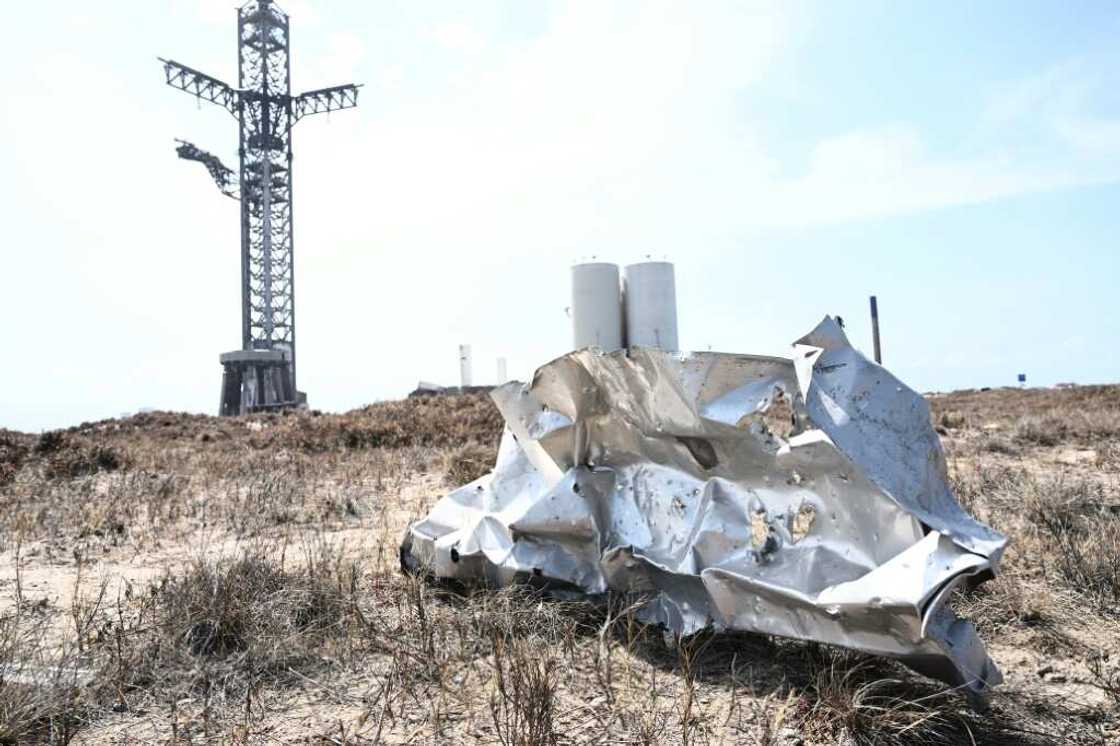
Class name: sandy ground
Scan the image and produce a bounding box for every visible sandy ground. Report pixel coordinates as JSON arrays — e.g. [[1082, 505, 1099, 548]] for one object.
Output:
[[2, 388, 1119, 743], [3, 464, 1115, 745]]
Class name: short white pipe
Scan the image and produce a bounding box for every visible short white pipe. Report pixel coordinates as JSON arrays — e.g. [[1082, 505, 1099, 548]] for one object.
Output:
[[459, 344, 472, 387]]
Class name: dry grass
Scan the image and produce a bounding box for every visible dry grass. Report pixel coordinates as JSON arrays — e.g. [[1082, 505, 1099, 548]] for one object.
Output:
[[928, 384, 1120, 445], [100, 539, 363, 709], [0, 386, 1117, 743], [488, 636, 558, 746], [0, 612, 86, 744], [0, 392, 501, 550], [445, 442, 497, 486], [788, 651, 962, 746], [0, 430, 33, 487]]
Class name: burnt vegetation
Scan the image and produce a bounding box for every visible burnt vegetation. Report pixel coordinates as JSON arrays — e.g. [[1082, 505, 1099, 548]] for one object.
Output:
[[0, 387, 1117, 743]]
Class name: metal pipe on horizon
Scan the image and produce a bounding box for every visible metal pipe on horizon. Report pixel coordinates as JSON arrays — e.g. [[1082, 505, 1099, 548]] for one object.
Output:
[[870, 295, 882, 364], [459, 344, 473, 388]]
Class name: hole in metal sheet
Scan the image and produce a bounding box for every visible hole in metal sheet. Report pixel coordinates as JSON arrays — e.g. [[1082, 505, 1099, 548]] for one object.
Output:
[[678, 436, 718, 470], [792, 503, 817, 542], [758, 533, 780, 559], [761, 390, 794, 440], [750, 509, 769, 549], [733, 386, 795, 446]]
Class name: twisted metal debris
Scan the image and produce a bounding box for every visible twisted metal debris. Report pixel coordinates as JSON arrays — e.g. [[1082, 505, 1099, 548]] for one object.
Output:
[[401, 318, 1007, 703]]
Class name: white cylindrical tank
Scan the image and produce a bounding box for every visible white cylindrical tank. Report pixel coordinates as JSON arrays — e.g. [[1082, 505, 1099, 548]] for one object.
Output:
[[497, 357, 508, 384], [624, 261, 678, 350], [571, 262, 623, 351]]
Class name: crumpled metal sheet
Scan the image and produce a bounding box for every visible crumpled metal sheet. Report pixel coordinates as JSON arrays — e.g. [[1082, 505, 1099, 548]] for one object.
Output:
[[402, 317, 1008, 703]]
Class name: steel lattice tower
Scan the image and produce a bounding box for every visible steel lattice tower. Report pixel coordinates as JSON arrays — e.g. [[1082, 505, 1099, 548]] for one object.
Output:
[[160, 0, 360, 415]]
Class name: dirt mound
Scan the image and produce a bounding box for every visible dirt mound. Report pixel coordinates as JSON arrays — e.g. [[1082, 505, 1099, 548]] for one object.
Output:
[[261, 393, 503, 453], [929, 384, 1120, 443], [0, 429, 34, 485], [1, 393, 504, 488]]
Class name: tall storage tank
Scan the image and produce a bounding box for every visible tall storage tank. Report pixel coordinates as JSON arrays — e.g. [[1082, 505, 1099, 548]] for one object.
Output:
[[571, 262, 623, 351], [624, 261, 678, 350]]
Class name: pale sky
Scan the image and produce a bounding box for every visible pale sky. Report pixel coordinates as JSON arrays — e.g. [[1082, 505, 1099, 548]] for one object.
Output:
[[2, 1, 1118, 432]]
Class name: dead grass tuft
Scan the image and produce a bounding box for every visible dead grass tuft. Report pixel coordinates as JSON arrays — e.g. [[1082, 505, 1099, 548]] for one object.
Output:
[[1087, 654, 1120, 708], [952, 467, 1120, 626], [0, 430, 32, 485], [1027, 488, 1120, 614], [952, 574, 1045, 634], [100, 538, 362, 708], [43, 443, 127, 480], [980, 436, 1021, 456], [444, 442, 496, 486], [1014, 415, 1067, 447], [0, 614, 85, 745], [939, 410, 967, 430], [789, 650, 965, 746], [489, 635, 558, 746]]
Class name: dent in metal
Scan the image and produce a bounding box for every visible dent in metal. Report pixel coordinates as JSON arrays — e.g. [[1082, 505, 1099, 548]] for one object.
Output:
[[402, 317, 1007, 703]]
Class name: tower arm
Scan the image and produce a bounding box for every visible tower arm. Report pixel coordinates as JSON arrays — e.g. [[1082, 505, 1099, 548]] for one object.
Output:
[[174, 140, 240, 200], [292, 83, 362, 122], [159, 58, 239, 115]]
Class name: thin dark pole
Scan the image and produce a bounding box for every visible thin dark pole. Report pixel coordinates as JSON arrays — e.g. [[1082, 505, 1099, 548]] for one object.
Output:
[[870, 295, 882, 364]]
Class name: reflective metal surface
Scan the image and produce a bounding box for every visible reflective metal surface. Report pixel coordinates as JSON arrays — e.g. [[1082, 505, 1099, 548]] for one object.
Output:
[[402, 317, 1007, 703]]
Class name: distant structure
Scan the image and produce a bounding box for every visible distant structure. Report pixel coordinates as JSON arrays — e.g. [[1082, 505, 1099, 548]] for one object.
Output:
[[869, 295, 882, 364], [159, 0, 361, 415], [571, 260, 678, 351], [459, 345, 473, 388], [410, 348, 508, 397]]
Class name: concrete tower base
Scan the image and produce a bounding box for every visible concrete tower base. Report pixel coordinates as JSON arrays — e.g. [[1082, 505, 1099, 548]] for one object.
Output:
[[218, 349, 306, 416]]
